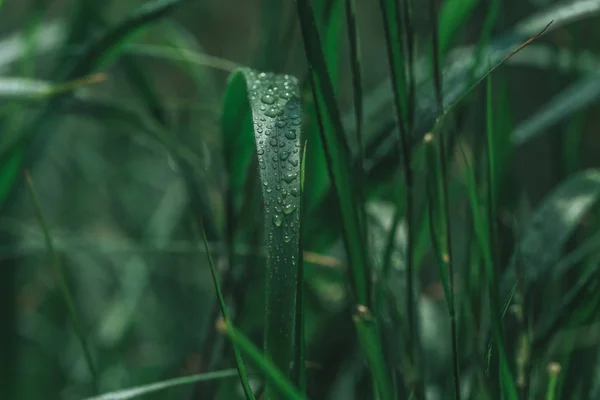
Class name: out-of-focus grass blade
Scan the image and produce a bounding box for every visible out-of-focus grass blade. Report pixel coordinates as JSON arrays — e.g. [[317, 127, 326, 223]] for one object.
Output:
[[125, 43, 239, 73], [512, 74, 600, 145], [514, 0, 600, 37], [217, 319, 306, 400], [533, 255, 600, 350], [439, 0, 480, 58], [24, 172, 98, 392], [0, 0, 189, 217], [0, 21, 64, 71], [0, 74, 105, 102], [501, 170, 600, 300], [353, 0, 600, 170], [64, 0, 190, 78], [223, 69, 303, 396], [83, 370, 239, 400], [221, 71, 257, 221], [294, 1, 394, 399]]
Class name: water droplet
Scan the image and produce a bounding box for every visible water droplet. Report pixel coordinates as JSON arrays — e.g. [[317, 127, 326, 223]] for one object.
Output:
[[284, 235, 291, 243], [283, 172, 297, 183], [291, 189, 299, 197], [273, 214, 283, 227], [257, 148, 264, 155], [265, 107, 278, 118], [285, 130, 296, 140], [276, 120, 287, 128], [289, 159, 299, 167], [266, 187, 272, 193], [283, 204, 296, 215], [261, 94, 276, 105], [263, 181, 268, 187], [275, 205, 282, 213], [269, 138, 278, 147], [280, 151, 290, 161]]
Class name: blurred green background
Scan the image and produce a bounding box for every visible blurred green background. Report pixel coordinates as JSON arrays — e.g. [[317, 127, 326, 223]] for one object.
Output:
[[1, 0, 600, 399]]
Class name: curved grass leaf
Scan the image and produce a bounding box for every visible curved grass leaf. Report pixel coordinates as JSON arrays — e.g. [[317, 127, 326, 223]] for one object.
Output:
[[512, 74, 600, 145], [223, 69, 303, 394], [501, 169, 600, 300], [83, 370, 239, 400]]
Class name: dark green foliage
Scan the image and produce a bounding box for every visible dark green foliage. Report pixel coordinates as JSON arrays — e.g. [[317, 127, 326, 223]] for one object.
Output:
[[3, 0, 600, 399]]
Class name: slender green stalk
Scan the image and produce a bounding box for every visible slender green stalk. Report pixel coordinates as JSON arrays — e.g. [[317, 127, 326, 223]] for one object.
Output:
[[294, 1, 394, 398], [342, 0, 370, 273], [343, 0, 363, 170], [25, 171, 98, 392], [545, 363, 562, 400], [375, 0, 421, 396], [429, 1, 460, 397], [196, 217, 255, 400]]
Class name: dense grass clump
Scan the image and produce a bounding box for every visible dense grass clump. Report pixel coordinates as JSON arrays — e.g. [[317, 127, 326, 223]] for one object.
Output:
[[2, 1, 600, 399]]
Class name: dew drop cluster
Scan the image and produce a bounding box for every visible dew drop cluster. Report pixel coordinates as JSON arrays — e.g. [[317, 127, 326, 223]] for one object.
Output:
[[244, 69, 302, 245]]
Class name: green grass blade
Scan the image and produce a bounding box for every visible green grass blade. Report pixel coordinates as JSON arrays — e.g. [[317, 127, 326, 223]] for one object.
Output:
[[353, 0, 600, 167], [376, 0, 408, 133], [24, 172, 98, 392], [217, 320, 306, 400], [375, 1, 420, 395], [0, 74, 104, 102], [197, 212, 255, 399], [83, 370, 239, 400], [302, 0, 341, 213], [295, 0, 368, 313], [439, 0, 480, 58], [457, 142, 519, 398], [0, 0, 189, 223], [64, 0, 190, 79], [502, 169, 600, 299], [294, 1, 394, 399], [429, 1, 461, 395], [343, 0, 363, 170], [533, 254, 600, 350], [125, 43, 239, 72], [513, 74, 600, 145], [223, 69, 303, 396]]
